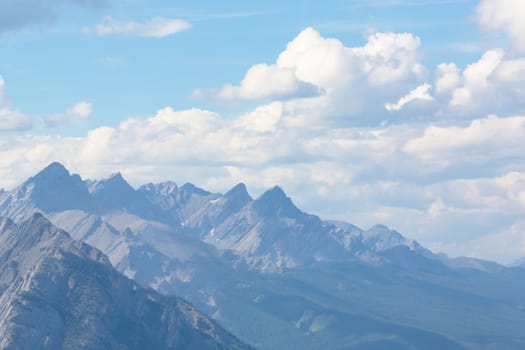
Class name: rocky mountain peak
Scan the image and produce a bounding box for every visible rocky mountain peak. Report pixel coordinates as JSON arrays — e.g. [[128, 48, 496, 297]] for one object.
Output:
[[30, 162, 84, 190], [253, 185, 304, 219], [362, 225, 409, 250], [2, 162, 92, 216], [33, 162, 70, 180], [225, 183, 252, 202], [139, 181, 178, 197], [89, 172, 133, 194], [180, 183, 211, 196]]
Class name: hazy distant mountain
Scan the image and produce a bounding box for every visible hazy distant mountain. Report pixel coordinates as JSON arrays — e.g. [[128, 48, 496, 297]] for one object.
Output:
[[0, 213, 249, 350], [1, 162, 525, 349], [203, 185, 360, 271], [0, 162, 92, 221]]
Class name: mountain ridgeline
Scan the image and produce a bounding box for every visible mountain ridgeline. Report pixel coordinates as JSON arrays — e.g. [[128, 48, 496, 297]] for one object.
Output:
[[1, 162, 525, 350]]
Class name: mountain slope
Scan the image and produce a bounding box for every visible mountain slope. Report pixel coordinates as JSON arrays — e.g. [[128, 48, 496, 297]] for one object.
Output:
[[0, 213, 249, 350]]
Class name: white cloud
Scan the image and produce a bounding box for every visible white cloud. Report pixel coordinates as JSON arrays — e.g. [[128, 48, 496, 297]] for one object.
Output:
[[427, 197, 446, 219], [85, 16, 191, 38], [234, 102, 283, 132], [204, 27, 524, 125], [495, 57, 525, 82], [347, 31, 424, 86], [0, 75, 94, 130], [420, 172, 525, 220], [450, 49, 504, 107], [68, 101, 92, 120], [198, 27, 525, 125], [434, 63, 460, 94], [0, 76, 32, 131], [385, 83, 434, 111], [199, 27, 425, 124], [275, 27, 353, 89], [426, 48, 525, 116], [214, 64, 319, 100], [277, 28, 423, 88], [45, 101, 93, 126], [404, 115, 525, 166], [475, 0, 525, 52]]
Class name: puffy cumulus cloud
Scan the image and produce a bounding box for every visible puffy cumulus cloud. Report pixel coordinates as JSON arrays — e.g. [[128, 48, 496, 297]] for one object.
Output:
[[427, 197, 446, 219], [209, 64, 319, 100], [434, 63, 461, 95], [275, 27, 354, 90], [45, 101, 92, 126], [68, 101, 92, 120], [345, 31, 424, 86], [0, 105, 293, 186], [276, 28, 423, 89], [450, 49, 504, 107], [0, 100, 396, 187], [428, 48, 525, 116], [198, 27, 425, 125], [84, 16, 191, 38], [475, 0, 525, 52], [0, 76, 32, 131], [234, 102, 283, 132], [0, 0, 108, 33], [404, 115, 525, 166], [385, 83, 434, 111], [199, 27, 525, 125]]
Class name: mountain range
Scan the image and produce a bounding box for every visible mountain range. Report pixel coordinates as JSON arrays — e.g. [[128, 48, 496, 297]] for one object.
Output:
[[1, 162, 524, 349], [0, 213, 248, 349]]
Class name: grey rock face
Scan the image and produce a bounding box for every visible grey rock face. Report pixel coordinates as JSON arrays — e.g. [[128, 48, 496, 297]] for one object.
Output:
[[0, 213, 249, 350]]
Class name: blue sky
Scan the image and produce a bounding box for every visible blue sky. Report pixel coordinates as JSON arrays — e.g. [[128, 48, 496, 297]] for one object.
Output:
[[0, 0, 484, 126], [0, 0, 524, 263]]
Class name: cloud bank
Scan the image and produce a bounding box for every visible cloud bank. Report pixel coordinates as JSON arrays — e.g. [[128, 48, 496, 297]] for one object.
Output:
[[0, 100, 523, 262]]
